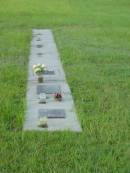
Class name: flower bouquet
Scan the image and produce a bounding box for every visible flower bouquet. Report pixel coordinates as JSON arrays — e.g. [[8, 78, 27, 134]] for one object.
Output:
[[54, 93, 62, 101], [38, 117, 48, 128], [33, 64, 46, 83]]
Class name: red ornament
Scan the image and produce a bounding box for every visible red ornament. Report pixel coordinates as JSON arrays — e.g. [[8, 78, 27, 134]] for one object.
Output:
[[54, 93, 62, 101]]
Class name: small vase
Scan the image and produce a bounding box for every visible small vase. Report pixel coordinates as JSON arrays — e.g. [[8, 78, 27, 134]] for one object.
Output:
[[37, 75, 44, 83]]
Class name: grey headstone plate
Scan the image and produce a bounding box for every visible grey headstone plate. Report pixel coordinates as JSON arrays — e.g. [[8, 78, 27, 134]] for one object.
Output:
[[36, 45, 43, 48], [36, 33, 42, 36], [44, 70, 55, 75], [39, 109, 66, 118], [36, 38, 41, 41], [33, 33, 42, 37], [37, 84, 61, 94], [37, 53, 43, 56]]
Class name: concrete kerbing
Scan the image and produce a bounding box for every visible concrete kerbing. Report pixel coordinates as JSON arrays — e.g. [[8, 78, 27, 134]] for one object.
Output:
[[23, 29, 82, 132]]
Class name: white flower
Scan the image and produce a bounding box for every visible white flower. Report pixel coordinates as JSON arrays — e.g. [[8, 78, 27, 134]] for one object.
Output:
[[38, 117, 48, 127], [33, 64, 36, 69], [33, 63, 46, 75], [34, 67, 41, 73], [39, 117, 47, 123], [42, 64, 45, 68]]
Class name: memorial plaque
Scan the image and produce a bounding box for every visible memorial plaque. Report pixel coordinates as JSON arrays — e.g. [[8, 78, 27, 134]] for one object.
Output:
[[37, 53, 43, 56], [37, 84, 61, 94], [44, 70, 55, 75], [37, 33, 42, 36], [37, 44, 43, 48], [33, 33, 42, 37], [39, 109, 66, 118], [36, 38, 41, 41]]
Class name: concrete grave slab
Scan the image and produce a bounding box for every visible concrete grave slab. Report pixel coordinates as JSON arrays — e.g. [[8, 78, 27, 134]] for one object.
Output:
[[29, 53, 60, 67], [25, 96, 74, 112], [24, 109, 81, 132], [26, 81, 71, 102]]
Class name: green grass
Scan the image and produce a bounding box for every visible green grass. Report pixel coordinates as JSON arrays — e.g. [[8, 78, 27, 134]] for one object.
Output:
[[0, 0, 130, 172]]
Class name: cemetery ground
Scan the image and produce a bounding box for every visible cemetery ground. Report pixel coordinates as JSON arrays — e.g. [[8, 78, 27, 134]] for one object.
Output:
[[0, 0, 130, 172]]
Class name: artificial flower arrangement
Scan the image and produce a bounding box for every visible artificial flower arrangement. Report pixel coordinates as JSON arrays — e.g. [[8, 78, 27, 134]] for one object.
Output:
[[33, 64, 46, 83], [54, 93, 62, 101], [38, 117, 48, 128], [38, 93, 46, 104]]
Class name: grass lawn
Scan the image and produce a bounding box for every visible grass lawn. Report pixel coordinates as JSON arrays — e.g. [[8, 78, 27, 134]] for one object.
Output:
[[0, 0, 130, 172]]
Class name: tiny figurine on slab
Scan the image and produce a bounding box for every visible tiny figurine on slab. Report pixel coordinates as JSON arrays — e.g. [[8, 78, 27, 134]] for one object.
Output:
[[38, 93, 46, 104], [54, 93, 62, 101], [33, 64, 46, 83], [38, 117, 48, 128]]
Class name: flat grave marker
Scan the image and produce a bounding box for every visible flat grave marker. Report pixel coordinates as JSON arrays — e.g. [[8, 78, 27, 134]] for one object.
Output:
[[39, 109, 66, 118], [36, 44, 43, 48], [37, 84, 61, 95], [44, 70, 55, 75]]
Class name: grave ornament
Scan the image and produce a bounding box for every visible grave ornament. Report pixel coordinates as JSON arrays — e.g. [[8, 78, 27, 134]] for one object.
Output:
[[33, 64, 46, 83], [38, 117, 48, 128]]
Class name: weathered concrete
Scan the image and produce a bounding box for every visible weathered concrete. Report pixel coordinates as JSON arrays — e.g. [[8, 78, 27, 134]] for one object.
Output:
[[23, 29, 82, 132]]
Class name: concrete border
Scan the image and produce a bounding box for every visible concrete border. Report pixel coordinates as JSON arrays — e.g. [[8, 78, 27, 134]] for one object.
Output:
[[23, 29, 82, 132]]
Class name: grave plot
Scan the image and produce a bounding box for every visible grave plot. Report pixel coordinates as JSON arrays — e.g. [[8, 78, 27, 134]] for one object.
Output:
[[23, 29, 82, 132]]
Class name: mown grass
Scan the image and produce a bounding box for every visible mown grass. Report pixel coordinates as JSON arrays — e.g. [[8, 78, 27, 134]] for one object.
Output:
[[0, 0, 130, 172]]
